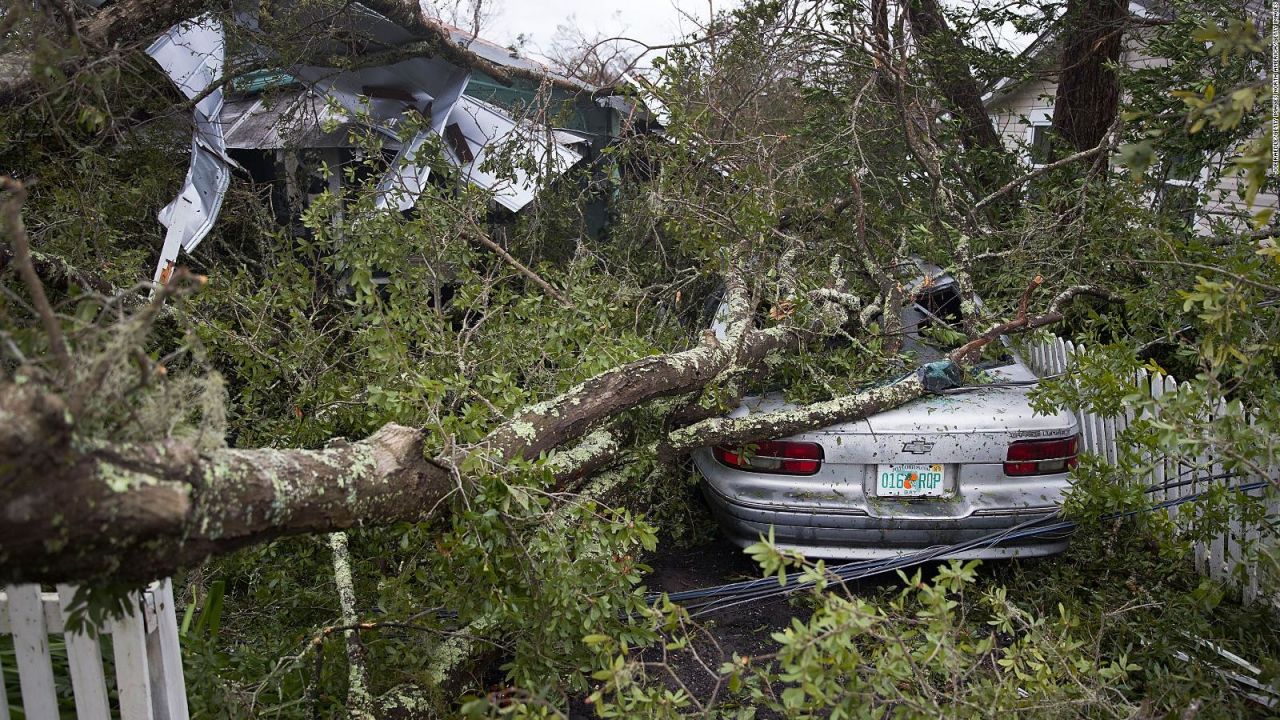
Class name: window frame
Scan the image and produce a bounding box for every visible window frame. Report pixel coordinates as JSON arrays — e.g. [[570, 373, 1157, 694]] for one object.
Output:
[[1024, 108, 1053, 169], [1157, 153, 1208, 227]]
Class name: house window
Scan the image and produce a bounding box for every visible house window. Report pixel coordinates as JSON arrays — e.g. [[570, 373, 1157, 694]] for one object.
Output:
[[1159, 154, 1202, 225], [1028, 124, 1052, 167]]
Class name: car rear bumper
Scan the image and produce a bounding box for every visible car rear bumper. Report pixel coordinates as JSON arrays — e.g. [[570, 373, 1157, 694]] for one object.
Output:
[[702, 482, 1071, 560]]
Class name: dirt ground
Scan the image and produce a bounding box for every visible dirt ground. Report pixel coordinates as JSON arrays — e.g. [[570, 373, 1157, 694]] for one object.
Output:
[[566, 533, 892, 717], [640, 536, 812, 715], [564, 534, 800, 716], [644, 535, 810, 662]]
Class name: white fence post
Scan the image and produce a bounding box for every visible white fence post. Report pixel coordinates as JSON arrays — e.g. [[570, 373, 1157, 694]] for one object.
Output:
[[56, 584, 110, 720], [1025, 335, 1275, 603], [7, 585, 59, 720], [1, 581, 188, 719], [112, 590, 156, 720], [147, 579, 190, 720]]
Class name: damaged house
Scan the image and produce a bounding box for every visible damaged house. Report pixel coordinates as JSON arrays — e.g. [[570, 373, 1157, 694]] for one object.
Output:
[[147, 5, 659, 283]]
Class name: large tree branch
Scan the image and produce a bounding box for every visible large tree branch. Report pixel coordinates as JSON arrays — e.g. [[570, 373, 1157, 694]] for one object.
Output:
[[0, 0, 580, 107], [668, 283, 1120, 457], [0, 397, 643, 584], [0, 247, 758, 583], [0, 411, 451, 582], [667, 370, 935, 455], [476, 274, 760, 463]]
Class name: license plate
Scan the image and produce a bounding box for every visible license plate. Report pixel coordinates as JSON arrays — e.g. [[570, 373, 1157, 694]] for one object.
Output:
[[875, 463, 948, 498]]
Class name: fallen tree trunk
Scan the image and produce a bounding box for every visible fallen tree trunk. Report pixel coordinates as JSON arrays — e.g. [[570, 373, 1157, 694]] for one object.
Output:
[[0, 271, 1108, 585], [0, 400, 451, 581], [0, 215, 761, 582], [0, 390, 644, 583], [0, 169, 1112, 585]]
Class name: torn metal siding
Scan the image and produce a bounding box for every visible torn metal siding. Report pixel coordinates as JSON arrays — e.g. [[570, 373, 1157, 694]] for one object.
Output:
[[282, 3, 475, 211], [552, 129, 593, 148], [146, 6, 475, 277], [444, 96, 585, 212], [147, 15, 234, 283], [295, 58, 472, 210], [292, 59, 471, 132], [144, 3, 609, 279], [299, 60, 474, 211]]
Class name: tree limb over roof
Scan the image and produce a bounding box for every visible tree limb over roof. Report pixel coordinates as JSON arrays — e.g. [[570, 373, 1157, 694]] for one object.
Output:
[[0, 0, 588, 106]]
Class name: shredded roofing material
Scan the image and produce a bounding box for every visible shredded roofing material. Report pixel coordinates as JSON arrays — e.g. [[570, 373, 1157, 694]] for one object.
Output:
[[221, 91, 354, 150], [146, 14, 236, 284], [146, 2, 602, 278], [444, 96, 585, 212]]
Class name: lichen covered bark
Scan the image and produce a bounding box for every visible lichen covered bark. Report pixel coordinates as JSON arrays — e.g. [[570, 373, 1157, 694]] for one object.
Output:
[[0, 414, 451, 583], [329, 531, 376, 719], [479, 278, 758, 462], [668, 374, 928, 453]]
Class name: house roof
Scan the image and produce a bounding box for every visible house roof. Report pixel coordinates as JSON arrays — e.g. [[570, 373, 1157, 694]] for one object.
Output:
[[438, 22, 594, 91], [981, 29, 1058, 107], [147, 6, 609, 281]]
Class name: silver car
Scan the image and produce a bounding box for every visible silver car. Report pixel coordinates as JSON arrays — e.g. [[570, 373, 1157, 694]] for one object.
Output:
[[693, 272, 1079, 560]]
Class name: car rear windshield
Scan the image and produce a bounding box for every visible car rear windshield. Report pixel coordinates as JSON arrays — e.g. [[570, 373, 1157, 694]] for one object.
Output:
[[903, 281, 1012, 368]]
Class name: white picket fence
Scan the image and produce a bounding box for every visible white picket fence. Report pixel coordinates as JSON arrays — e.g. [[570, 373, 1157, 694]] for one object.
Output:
[[1024, 336, 1275, 603], [0, 580, 188, 720]]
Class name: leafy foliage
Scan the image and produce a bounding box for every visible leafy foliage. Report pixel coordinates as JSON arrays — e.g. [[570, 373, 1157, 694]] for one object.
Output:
[[1, 0, 1278, 717]]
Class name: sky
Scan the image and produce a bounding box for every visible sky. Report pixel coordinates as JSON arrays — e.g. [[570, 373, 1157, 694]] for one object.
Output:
[[473, 0, 730, 67], [438, 0, 1036, 71]]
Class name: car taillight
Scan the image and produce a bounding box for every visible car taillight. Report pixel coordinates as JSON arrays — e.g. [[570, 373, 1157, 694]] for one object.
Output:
[[713, 440, 823, 475], [1004, 436, 1079, 476]]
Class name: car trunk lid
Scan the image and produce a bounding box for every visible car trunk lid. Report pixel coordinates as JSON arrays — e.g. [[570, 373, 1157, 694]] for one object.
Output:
[[849, 385, 1075, 465], [732, 384, 1075, 466]]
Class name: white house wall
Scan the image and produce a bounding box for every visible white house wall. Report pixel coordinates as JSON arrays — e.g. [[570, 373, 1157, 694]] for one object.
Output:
[[1197, 149, 1276, 233], [985, 34, 1273, 235], [987, 78, 1057, 156]]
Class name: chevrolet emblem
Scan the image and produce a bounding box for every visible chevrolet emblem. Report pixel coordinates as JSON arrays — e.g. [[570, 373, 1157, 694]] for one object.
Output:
[[902, 440, 935, 454]]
